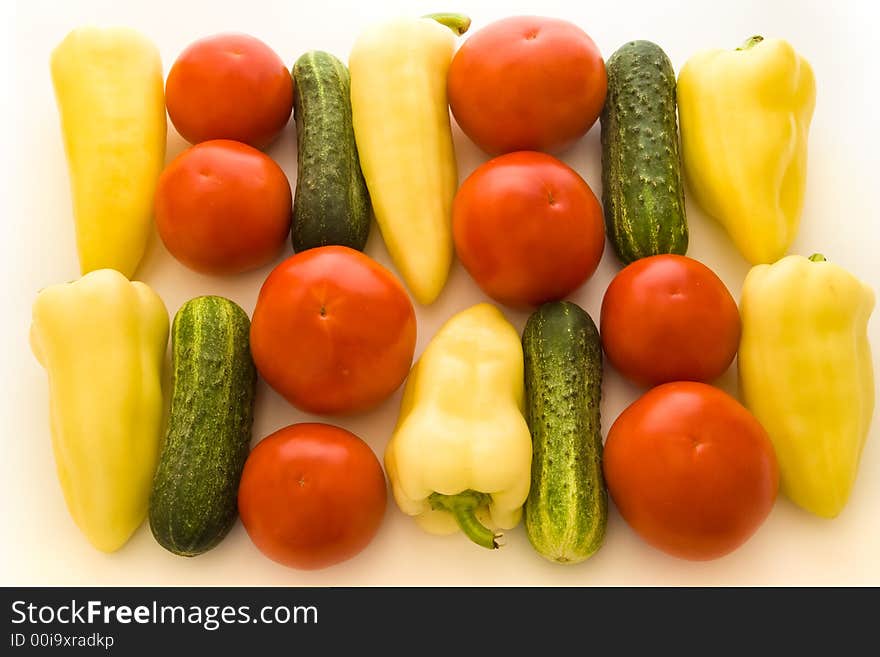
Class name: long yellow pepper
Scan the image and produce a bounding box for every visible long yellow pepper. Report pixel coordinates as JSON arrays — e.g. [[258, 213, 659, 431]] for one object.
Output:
[[30, 269, 169, 552], [349, 14, 469, 305], [677, 36, 815, 264], [739, 254, 874, 518], [51, 27, 167, 278]]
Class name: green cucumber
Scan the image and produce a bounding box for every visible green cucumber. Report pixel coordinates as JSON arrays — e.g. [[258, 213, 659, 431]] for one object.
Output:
[[600, 40, 688, 265], [292, 50, 371, 252], [522, 301, 606, 564], [149, 296, 257, 557]]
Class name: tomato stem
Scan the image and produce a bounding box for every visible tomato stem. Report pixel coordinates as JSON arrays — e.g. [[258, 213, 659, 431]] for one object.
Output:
[[429, 490, 499, 549]]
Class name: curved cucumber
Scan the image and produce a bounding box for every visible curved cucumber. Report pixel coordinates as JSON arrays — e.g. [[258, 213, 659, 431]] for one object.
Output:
[[292, 50, 371, 252], [600, 40, 688, 264], [522, 301, 606, 564], [149, 296, 257, 557]]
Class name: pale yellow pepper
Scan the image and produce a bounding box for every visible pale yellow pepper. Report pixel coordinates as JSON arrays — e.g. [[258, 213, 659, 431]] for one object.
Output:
[[677, 36, 816, 264], [739, 254, 875, 518], [385, 303, 532, 548], [30, 269, 169, 552], [349, 14, 469, 305], [51, 27, 166, 278]]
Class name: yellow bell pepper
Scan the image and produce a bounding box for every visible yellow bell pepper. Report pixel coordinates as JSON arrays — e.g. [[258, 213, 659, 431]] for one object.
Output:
[[385, 303, 532, 549], [739, 254, 875, 518], [30, 269, 169, 552], [51, 27, 167, 278], [677, 36, 816, 264], [349, 14, 469, 305]]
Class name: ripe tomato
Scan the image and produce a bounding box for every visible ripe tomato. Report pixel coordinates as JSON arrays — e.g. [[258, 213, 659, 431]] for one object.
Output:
[[448, 16, 606, 154], [604, 382, 779, 561], [155, 140, 292, 275], [165, 33, 293, 148], [238, 423, 387, 570], [250, 246, 417, 415], [600, 255, 740, 387], [453, 151, 604, 308]]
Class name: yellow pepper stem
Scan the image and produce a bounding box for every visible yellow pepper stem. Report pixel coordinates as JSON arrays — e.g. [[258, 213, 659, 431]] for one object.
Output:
[[429, 491, 499, 549], [423, 13, 471, 35], [736, 35, 764, 50], [809, 253, 827, 262]]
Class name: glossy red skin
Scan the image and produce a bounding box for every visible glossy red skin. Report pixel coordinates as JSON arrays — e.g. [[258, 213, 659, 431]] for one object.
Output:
[[250, 246, 417, 415], [238, 423, 387, 570], [604, 382, 779, 561], [155, 140, 292, 275], [600, 255, 741, 387], [448, 16, 607, 155], [453, 151, 604, 309], [165, 33, 293, 148]]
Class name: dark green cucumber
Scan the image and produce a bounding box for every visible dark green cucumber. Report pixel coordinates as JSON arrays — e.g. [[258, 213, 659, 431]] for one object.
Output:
[[149, 296, 257, 557], [522, 301, 606, 564], [292, 50, 371, 252], [600, 40, 688, 264]]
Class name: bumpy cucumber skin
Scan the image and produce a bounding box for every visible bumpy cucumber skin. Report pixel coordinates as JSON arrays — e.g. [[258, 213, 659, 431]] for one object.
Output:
[[149, 296, 257, 557], [292, 51, 371, 252], [523, 301, 607, 564], [600, 40, 688, 265]]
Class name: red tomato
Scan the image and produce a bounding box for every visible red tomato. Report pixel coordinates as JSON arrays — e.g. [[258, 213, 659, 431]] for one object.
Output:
[[448, 16, 607, 154], [453, 151, 604, 308], [155, 140, 292, 275], [604, 382, 779, 561], [238, 423, 387, 570], [250, 246, 416, 415], [165, 33, 293, 148], [600, 255, 740, 387]]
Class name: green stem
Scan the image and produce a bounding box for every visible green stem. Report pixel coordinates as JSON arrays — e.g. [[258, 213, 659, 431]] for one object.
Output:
[[809, 253, 827, 262], [429, 490, 498, 549], [424, 13, 471, 36], [736, 35, 764, 51]]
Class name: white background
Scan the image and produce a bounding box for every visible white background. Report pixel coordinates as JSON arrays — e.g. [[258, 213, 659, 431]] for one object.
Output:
[[2, 0, 878, 585]]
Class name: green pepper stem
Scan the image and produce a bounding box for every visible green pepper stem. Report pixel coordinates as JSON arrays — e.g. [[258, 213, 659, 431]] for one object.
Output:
[[429, 490, 499, 549], [736, 35, 764, 51], [809, 253, 827, 262], [424, 13, 471, 36]]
